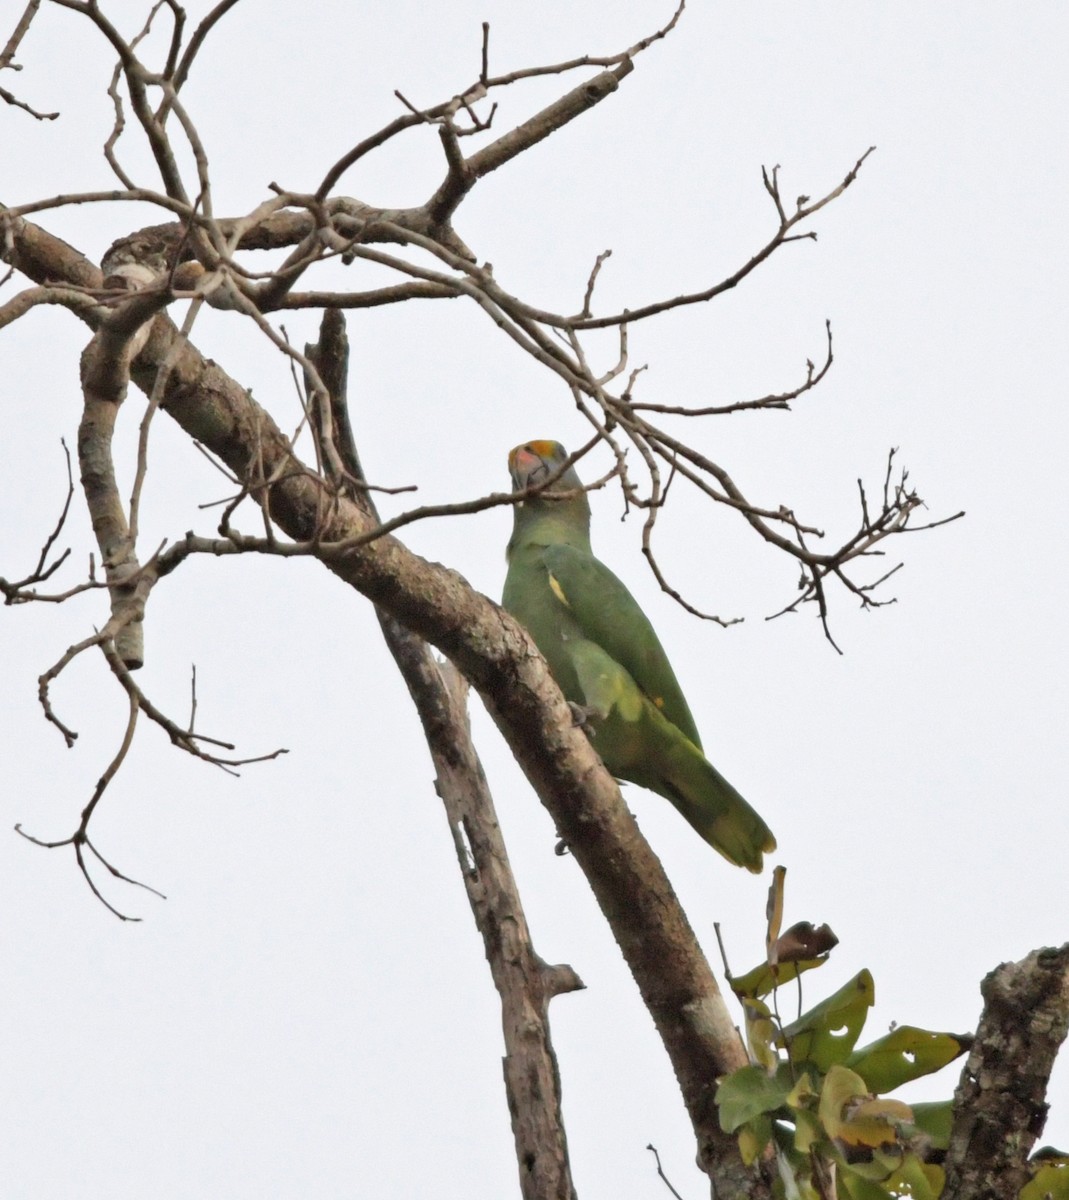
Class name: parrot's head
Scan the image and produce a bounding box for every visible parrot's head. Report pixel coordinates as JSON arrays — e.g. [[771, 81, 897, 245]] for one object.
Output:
[[506, 440, 592, 553], [508, 440, 583, 498]]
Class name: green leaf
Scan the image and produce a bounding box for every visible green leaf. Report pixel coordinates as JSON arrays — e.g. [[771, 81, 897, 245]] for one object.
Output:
[[742, 996, 780, 1071], [838, 1164, 896, 1200], [843, 1151, 898, 1182], [783, 969, 875, 1069], [839, 1146, 943, 1198], [848, 1026, 968, 1092], [903, 1101, 954, 1150], [884, 1151, 944, 1200], [716, 1065, 792, 1133]]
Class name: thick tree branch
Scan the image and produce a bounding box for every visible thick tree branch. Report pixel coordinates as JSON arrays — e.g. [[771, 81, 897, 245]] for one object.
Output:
[[943, 945, 1069, 1200], [427, 62, 632, 226], [306, 307, 581, 1200], [394, 641, 584, 1200], [76, 264, 163, 669]]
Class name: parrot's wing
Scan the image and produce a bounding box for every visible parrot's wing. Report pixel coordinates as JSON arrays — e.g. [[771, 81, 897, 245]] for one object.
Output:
[[542, 543, 703, 749]]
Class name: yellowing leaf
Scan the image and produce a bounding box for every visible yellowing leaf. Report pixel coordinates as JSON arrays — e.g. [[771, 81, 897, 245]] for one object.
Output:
[[729, 955, 830, 1001], [786, 1071, 819, 1110], [853, 1099, 913, 1123], [839, 1098, 914, 1148], [766, 865, 787, 963], [1022, 1160, 1069, 1200], [793, 1108, 824, 1154], [738, 1115, 772, 1166], [819, 1064, 869, 1139], [742, 997, 780, 1071], [819, 1066, 911, 1149]]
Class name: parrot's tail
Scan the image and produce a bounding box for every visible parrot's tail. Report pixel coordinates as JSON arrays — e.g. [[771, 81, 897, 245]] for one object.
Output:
[[663, 749, 776, 873]]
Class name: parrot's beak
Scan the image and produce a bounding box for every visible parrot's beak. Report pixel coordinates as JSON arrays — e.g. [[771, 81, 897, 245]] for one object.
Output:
[[510, 446, 548, 489]]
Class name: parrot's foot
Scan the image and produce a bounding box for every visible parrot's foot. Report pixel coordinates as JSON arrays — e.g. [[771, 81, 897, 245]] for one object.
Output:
[[567, 700, 598, 731]]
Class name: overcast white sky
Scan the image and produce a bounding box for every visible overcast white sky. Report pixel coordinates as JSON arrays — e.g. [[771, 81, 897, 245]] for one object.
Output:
[[3, 3, 1067, 1198]]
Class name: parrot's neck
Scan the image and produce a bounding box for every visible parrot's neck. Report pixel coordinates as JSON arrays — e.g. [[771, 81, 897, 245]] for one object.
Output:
[[507, 496, 592, 558]]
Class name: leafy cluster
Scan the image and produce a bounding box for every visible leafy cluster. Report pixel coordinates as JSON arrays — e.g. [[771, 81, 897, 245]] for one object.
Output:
[[715, 878, 967, 1199]]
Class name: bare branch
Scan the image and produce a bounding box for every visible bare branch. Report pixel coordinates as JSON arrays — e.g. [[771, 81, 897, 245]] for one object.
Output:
[[0, 0, 56, 119], [0, 80, 58, 120], [314, 114, 425, 203], [630, 320, 834, 416], [479, 21, 490, 85], [279, 280, 460, 308], [646, 1144, 687, 1200], [641, 533, 742, 629], [464, 63, 632, 188], [409, 653, 585, 1200], [572, 149, 876, 330], [129, 290, 205, 546], [580, 249, 612, 319], [16, 684, 150, 921], [0, 439, 75, 604], [0, 269, 94, 318], [477, 0, 684, 88], [167, 0, 243, 101], [4, 188, 198, 222], [104, 642, 288, 770], [50, 0, 191, 204], [103, 55, 137, 189], [1, 0, 44, 70]]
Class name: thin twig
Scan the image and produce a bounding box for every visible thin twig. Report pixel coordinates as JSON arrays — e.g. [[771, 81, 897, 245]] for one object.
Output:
[[646, 1145, 687, 1200]]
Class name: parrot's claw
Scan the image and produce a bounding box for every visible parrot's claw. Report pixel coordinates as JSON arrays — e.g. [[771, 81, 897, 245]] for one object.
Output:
[[567, 700, 597, 731]]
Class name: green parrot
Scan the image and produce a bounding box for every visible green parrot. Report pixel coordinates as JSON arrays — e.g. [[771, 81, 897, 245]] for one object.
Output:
[[502, 439, 775, 872]]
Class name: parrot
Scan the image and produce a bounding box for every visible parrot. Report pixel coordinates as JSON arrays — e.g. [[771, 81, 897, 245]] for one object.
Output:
[[502, 439, 775, 872]]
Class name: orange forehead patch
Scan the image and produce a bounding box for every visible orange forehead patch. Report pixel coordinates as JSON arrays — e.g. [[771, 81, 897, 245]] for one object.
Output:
[[509, 440, 560, 470]]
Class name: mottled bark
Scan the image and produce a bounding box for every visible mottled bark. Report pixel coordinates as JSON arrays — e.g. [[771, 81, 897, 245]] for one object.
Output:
[[75, 268, 162, 670], [394, 638, 583, 1200], [944, 944, 1069, 1200]]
